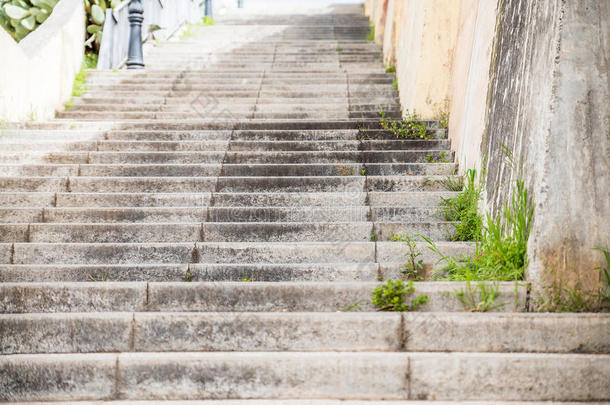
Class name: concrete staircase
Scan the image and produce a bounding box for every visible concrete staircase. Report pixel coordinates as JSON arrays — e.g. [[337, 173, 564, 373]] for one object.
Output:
[[1, 4, 608, 403]]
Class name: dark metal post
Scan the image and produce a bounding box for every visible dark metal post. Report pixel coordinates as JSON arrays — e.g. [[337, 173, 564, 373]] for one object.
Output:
[[127, 0, 145, 69], [237, 0, 243, 8], [205, 0, 213, 18]]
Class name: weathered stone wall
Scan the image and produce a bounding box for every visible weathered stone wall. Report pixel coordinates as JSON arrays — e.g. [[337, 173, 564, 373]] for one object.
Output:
[[366, 0, 609, 293], [0, 0, 84, 121], [484, 0, 609, 293]]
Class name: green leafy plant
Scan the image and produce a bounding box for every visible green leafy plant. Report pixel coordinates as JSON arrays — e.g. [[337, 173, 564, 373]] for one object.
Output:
[[379, 109, 430, 140], [336, 46, 343, 52], [425, 177, 534, 281], [365, 23, 374, 41], [426, 151, 451, 164], [455, 281, 505, 312], [392, 78, 398, 91], [0, 0, 58, 41], [391, 233, 424, 280], [440, 169, 482, 241], [65, 53, 97, 110], [595, 246, 610, 304], [385, 66, 396, 73], [372, 280, 429, 311], [435, 98, 450, 129]]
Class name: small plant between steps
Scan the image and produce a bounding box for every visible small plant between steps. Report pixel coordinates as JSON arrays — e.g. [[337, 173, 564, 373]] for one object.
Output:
[[379, 109, 432, 140], [439, 168, 483, 241], [372, 279, 429, 311], [454, 281, 505, 312], [391, 232, 424, 280], [64, 53, 98, 111], [365, 23, 374, 41]]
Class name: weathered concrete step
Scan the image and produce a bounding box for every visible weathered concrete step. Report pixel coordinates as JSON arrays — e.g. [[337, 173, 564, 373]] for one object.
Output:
[[0, 263, 379, 282], [3, 241, 472, 265], [58, 111, 391, 121], [0, 192, 211, 208], [8, 206, 440, 224], [0, 164, 222, 177], [75, 96, 399, 106], [24, 118, 435, 131], [2, 312, 608, 354], [221, 150, 453, 164], [0, 150, 452, 165], [216, 175, 459, 193], [0, 221, 454, 243], [0, 142, 98, 153], [96, 140, 229, 151], [0, 281, 526, 313], [0, 175, 459, 194], [0, 191, 457, 210], [220, 163, 454, 177], [2, 351, 606, 401], [6, 397, 595, 405], [106, 130, 233, 141], [226, 139, 449, 151]]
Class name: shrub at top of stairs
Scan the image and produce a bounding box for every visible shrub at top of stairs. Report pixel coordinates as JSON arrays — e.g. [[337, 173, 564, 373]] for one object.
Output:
[[0, 0, 58, 41]]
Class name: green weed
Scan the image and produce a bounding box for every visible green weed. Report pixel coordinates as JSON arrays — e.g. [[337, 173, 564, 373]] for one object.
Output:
[[391, 233, 424, 280], [455, 281, 505, 312], [366, 24, 375, 41], [379, 109, 430, 140], [425, 176, 533, 281], [385, 66, 396, 73], [440, 169, 482, 241], [426, 151, 451, 164], [372, 280, 429, 311]]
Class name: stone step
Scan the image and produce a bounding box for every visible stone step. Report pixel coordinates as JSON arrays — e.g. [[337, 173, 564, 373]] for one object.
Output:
[[16, 118, 437, 131], [0, 221, 456, 243], [0, 174, 459, 193], [0, 399, 608, 405], [4, 241, 472, 265], [0, 150, 451, 165], [1, 351, 606, 401], [10, 206, 441, 224], [2, 312, 608, 355], [0, 263, 381, 282], [74, 96, 400, 106], [0, 281, 527, 313], [0, 191, 455, 208]]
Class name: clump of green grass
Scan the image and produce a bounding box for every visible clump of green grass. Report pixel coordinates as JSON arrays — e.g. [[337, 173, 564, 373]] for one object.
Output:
[[372, 280, 429, 311], [425, 176, 534, 281], [440, 169, 483, 241], [366, 24, 375, 41], [391, 233, 424, 280], [65, 53, 98, 110], [379, 109, 431, 140], [455, 281, 505, 312], [385, 66, 396, 73]]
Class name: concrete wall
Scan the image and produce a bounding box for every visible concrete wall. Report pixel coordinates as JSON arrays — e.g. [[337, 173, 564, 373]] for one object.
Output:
[[0, 0, 84, 122], [483, 0, 609, 294], [366, 0, 461, 118], [366, 0, 609, 294]]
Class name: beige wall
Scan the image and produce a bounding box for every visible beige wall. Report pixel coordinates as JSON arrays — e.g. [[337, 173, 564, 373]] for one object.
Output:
[[365, 0, 497, 172], [0, 0, 84, 122], [367, 0, 461, 118]]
